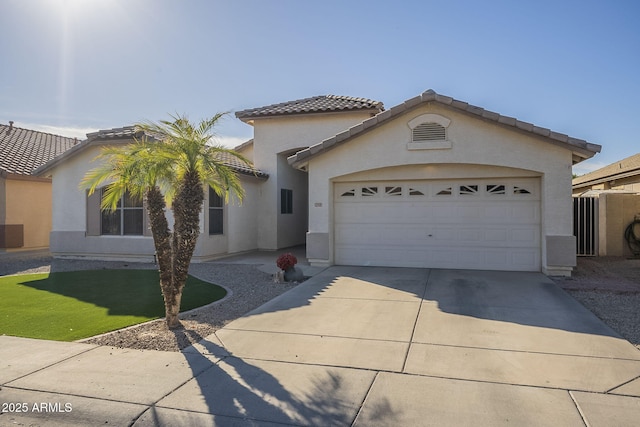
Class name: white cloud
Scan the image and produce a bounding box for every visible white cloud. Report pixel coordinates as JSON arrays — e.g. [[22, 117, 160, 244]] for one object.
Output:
[[15, 122, 98, 140]]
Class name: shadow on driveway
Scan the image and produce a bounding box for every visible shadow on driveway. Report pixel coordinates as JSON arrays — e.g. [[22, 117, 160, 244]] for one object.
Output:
[[134, 330, 386, 426]]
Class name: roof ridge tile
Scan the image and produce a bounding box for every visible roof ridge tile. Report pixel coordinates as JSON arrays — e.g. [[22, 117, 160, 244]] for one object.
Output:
[[236, 94, 384, 119]]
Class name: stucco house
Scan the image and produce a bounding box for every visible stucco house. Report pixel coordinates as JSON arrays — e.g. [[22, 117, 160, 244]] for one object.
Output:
[[572, 153, 640, 257], [0, 122, 77, 250], [35, 90, 601, 275], [573, 152, 640, 195]]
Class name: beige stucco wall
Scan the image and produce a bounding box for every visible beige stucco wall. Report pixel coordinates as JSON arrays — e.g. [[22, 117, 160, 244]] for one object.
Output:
[[47, 140, 267, 261], [193, 175, 264, 259], [303, 104, 576, 275], [47, 141, 156, 260], [4, 176, 53, 249], [0, 176, 6, 224], [250, 111, 374, 249], [598, 193, 640, 256]]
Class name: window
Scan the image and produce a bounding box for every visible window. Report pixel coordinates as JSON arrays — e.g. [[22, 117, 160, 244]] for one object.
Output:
[[460, 185, 479, 195], [385, 186, 402, 196], [487, 184, 506, 195], [281, 189, 293, 214], [209, 187, 224, 235], [513, 186, 532, 195], [361, 186, 378, 196], [436, 187, 452, 196], [101, 189, 143, 235]]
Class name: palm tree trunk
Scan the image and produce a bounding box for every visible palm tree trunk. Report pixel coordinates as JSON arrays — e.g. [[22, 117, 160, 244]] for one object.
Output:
[[166, 171, 204, 329], [145, 186, 178, 328]]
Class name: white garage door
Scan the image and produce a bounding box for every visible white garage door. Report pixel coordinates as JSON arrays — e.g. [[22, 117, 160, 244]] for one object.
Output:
[[334, 178, 541, 271]]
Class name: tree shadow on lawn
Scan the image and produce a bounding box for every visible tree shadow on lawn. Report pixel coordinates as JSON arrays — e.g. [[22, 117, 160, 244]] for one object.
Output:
[[18, 269, 225, 318]]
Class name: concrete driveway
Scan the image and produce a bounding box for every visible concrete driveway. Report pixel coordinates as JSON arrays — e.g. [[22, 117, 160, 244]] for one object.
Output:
[[2, 267, 640, 426]]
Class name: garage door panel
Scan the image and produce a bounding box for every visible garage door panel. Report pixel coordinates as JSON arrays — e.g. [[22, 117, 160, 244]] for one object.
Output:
[[335, 245, 540, 271], [334, 178, 541, 272], [336, 224, 539, 248]]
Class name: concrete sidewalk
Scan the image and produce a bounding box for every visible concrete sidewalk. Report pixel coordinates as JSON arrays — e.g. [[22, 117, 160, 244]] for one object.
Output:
[[2, 267, 640, 426]]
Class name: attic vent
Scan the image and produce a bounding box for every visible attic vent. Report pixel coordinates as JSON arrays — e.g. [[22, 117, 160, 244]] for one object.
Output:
[[412, 123, 446, 142]]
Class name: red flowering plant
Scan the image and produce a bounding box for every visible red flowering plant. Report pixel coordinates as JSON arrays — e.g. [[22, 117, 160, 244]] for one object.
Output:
[[276, 253, 297, 271]]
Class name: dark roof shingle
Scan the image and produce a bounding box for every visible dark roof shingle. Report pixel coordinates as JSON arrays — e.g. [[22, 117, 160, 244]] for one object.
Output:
[[235, 95, 384, 120], [0, 123, 78, 175]]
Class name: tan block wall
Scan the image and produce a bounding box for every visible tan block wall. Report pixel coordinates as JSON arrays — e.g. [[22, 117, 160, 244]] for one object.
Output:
[[598, 193, 640, 256], [5, 177, 53, 249]]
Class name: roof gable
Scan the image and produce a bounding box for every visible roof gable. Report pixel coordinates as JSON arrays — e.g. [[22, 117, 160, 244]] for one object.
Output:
[[288, 89, 602, 168], [573, 152, 640, 189], [0, 122, 79, 176], [35, 126, 268, 179], [235, 95, 384, 121]]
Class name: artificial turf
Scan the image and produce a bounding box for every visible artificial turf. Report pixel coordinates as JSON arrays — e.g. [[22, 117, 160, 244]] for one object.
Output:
[[0, 269, 226, 341]]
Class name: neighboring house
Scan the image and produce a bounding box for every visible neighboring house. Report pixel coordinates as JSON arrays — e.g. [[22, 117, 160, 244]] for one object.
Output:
[[572, 152, 640, 195], [0, 122, 78, 250], [35, 90, 601, 275], [572, 153, 640, 257]]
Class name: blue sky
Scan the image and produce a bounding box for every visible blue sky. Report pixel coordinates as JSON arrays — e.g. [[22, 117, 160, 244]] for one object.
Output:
[[1, 0, 638, 174]]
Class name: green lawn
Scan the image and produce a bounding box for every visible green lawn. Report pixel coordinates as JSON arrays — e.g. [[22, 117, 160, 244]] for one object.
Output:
[[0, 269, 226, 341]]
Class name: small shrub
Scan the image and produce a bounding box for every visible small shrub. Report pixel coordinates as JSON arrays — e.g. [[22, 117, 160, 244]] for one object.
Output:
[[276, 253, 298, 271]]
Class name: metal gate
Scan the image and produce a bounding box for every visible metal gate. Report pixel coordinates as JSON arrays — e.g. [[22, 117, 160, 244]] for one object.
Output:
[[573, 197, 598, 256]]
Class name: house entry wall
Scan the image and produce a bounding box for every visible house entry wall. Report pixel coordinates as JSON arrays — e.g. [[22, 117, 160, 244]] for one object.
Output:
[[334, 178, 541, 271]]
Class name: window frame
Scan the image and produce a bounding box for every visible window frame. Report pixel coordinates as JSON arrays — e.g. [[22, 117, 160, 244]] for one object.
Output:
[[100, 189, 144, 236], [280, 188, 293, 214], [208, 187, 224, 235]]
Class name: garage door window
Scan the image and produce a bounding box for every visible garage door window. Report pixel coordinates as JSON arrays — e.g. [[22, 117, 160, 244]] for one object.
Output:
[[459, 185, 478, 195], [487, 184, 506, 195], [385, 186, 402, 196], [514, 186, 532, 194], [362, 186, 378, 197], [436, 187, 452, 196], [336, 182, 537, 200]]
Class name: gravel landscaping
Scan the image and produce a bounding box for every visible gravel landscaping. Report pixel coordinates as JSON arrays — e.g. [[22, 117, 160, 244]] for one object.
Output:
[[552, 256, 640, 351], [2, 252, 638, 352]]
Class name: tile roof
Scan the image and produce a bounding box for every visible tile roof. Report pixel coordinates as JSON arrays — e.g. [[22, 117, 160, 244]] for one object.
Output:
[[216, 150, 267, 178], [86, 126, 147, 141], [572, 152, 640, 188], [289, 89, 602, 167], [0, 122, 79, 176], [35, 126, 268, 179], [235, 95, 384, 120]]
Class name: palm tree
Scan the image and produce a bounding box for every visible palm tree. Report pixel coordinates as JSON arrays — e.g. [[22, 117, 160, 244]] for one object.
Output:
[[81, 114, 249, 329]]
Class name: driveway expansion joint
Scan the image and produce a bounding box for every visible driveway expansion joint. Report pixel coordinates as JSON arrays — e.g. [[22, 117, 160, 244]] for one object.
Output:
[[412, 341, 640, 362], [3, 344, 99, 386], [606, 373, 640, 394], [568, 390, 590, 427]]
